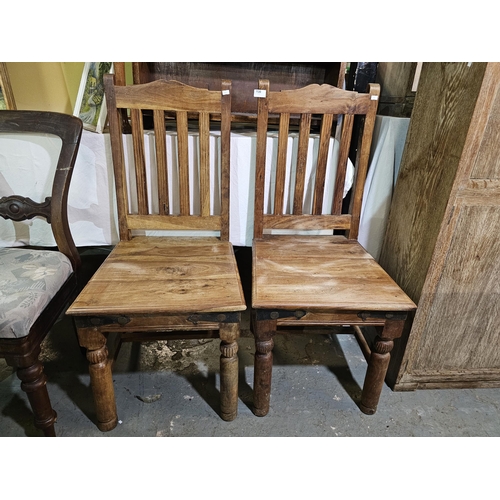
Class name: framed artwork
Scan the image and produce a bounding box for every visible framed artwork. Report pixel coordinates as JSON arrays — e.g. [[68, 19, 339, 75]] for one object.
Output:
[[0, 63, 16, 110], [74, 62, 114, 133]]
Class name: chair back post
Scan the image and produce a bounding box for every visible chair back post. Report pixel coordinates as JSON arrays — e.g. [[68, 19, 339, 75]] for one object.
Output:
[[0, 110, 83, 271], [49, 116, 83, 271], [347, 82, 380, 240], [219, 79, 232, 241], [104, 73, 131, 241], [253, 79, 270, 239]]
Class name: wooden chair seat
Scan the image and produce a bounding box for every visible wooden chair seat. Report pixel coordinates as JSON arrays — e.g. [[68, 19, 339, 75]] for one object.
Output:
[[253, 235, 415, 312], [70, 237, 245, 316]]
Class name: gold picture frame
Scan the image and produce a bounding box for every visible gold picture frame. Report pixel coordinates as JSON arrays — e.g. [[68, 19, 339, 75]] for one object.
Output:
[[0, 63, 16, 110], [74, 62, 114, 133]]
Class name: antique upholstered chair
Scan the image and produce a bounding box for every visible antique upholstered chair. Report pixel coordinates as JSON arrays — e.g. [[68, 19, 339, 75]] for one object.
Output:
[[0, 110, 83, 436], [67, 75, 246, 431], [251, 79, 416, 417]]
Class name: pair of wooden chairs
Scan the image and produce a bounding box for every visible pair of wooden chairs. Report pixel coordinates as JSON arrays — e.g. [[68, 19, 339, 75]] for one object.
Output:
[[67, 74, 415, 432]]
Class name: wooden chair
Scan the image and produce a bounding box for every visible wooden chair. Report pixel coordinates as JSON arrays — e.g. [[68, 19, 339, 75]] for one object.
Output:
[[251, 79, 416, 417], [67, 75, 246, 431], [0, 110, 83, 436]]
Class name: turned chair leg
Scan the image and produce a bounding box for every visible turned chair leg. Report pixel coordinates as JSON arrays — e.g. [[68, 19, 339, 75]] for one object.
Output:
[[360, 319, 405, 415], [16, 355, 57, 437], [77, 326, 118, 432], [219, 323, 239, 421], [86, 344, 118, 431], [252, 318, 275, 417]]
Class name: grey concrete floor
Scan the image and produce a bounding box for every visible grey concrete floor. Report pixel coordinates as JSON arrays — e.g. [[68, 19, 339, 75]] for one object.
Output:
[[1, 247, 500, 438], [2, 309, 500, 438]]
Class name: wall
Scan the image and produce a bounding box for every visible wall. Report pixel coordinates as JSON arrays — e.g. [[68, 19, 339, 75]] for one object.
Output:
[[5, 62, 132, 114]]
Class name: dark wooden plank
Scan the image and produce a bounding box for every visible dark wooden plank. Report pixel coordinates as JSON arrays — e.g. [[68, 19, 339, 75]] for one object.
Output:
[[137, 62, 345, 114]]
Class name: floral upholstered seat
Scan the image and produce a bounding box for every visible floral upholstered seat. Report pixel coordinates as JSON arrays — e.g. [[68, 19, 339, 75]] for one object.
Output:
[[0, 248, 72, 339]]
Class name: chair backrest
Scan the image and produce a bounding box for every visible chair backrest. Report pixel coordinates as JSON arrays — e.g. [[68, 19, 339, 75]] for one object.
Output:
[[0, 110, 83, 270], [253, 79, 380, 240], [104, 73, 233, 241]]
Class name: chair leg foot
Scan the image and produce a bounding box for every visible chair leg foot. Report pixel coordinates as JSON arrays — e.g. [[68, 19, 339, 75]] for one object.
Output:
[[220, 410, 237, 422], [252, 406, 269, 417], [17, 360, 57, 437], [359, 402, 377, 415], [97, 418, 119, 432], [360, 334, 395, 415]]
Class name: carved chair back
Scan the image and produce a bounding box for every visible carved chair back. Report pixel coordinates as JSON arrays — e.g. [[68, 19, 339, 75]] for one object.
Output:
[[253, 79, 380, 241], [103, 73, 232, 242]]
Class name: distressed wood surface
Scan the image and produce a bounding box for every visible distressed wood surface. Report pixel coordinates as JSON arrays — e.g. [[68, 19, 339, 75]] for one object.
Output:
[[413, 205, 500, 370], [68, 237, 246, 316], [252, 236, 416, 312], [379, 62, 488, 304], [382, 62, 500, 389], [471, 81, 500, 179]]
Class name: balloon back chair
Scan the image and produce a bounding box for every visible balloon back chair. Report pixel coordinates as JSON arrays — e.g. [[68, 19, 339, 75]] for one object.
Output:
[[0, 110, 82, 436]]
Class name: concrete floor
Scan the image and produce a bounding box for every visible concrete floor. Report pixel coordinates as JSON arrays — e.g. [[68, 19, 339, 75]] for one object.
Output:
[[2, 247, 500, 438]]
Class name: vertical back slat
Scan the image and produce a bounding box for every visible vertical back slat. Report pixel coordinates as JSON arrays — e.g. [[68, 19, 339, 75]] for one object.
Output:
[[199, 111, 211, 217], [254, 79, 270, 239], [293, 113, 311, 215], [332, 113, 354, 215], [219, 80, 232, 241], [348, 83, 380, 239], [274, 113, 290, 215], [130, 108, 148, 215], [153, 109, 169, 215], [177, 110, 190, 216], [313, 113, 334, 214]]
